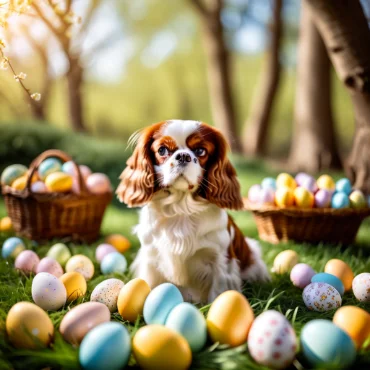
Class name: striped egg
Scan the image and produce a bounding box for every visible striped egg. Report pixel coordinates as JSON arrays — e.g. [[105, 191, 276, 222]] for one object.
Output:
[[38, 158, 62, 181], [1, 164, 28, 186], [90, 278, 125, 312]]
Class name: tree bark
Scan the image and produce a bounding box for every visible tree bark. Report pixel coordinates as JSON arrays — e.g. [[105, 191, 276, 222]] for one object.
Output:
[[242, 0, 283, 156], [304, 0, 370, 192], [289, 2, 341, 172]]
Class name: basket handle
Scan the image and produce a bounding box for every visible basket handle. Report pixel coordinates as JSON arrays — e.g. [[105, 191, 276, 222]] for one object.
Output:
[[26, 149, 88, 195]]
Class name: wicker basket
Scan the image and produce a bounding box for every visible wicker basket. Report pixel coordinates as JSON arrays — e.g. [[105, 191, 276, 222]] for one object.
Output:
[[1, 150, 113, 243], [244, 199, 370, 245]]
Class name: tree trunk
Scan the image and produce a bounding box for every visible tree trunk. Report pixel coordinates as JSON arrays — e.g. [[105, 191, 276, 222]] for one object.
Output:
[[304, 0, 370, 192], [289, 2, 341, 172], [242, 0, 283, 156]]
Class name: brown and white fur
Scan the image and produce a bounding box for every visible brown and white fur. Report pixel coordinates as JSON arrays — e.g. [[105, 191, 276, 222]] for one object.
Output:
[[117, 120, 270, 303]]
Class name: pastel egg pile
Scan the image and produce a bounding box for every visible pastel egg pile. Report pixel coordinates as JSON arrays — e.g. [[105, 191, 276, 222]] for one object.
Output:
[[1, 158, 112, 194], [248, 172, 369, 209]]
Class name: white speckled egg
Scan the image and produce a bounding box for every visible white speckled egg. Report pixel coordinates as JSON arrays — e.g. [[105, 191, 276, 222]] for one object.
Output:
[[36, 257, 63, 277], [352, 273, 370, 302], [32, 272, 67, 311], [303, 282, 341, 312], [248, 310, 297, 369], [66, 254, 94, 281], [90, 278, 125, 312]]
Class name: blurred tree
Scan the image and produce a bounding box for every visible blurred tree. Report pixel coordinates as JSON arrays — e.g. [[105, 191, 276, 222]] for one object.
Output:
[[188, 0, 241, 152], [304, 0, 370, 192], [242, 0, 283, 156], [289, 2, 341, 172]]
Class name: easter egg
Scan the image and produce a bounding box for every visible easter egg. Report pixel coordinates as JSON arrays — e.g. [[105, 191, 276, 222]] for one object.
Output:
[[248, 184, 261, 203], [133, 325, 192, 370], [100, 252, 127, 275], [95, 243, 117, 263], [0, 216, 13, 232], [276, 173, 296, 189], [293, 187, 314, 208], [86, 173, 112, 194], [331, 192, 350, 209], [248, 310, 297, 369], [261, 177, 276, 190], [36, 257, 63, 277], [207, 290, 254, 347], [38, 158, 62, 180], [47, 243, 71, 266], [90, 278, 125, 313], [336, 178, 352, 195], [59, 271, 87, 302], [66, 254, 94, 280], [79, 322, 131, 370], [32, 272, 67, 311], [295, 172, 310, 186], [333, 306, 370, 349], [324, 259, 354, 292], [15, 250, 40, 274], [6, 302, 54, 349], [275, 187, 294, 207], [165, 302, 207, 352], [311, 272, 344, 296], [59, 302, 111, 346], [1, 164, 27, 186], [11, 175, 27, 190], [118, 278, 151, 322], [105, 234, 131, 253], [316, 174, 335, 192], [300, 175, 318, 193], [290, 263, 316, 289], [314, 189, 332, 208], [303, 282, 341, 312], [45, 172, 73, 192], [31, 181, 48, 193], [2, 237, 25, 258], [349, 190, 367, 209], [300, 320, 356, 368], [352, 272, 370, 302], [144, 283, 183, 325], [62, 161, 91, 179], [272, 250, 298, 274], [258, 188, 275, 205]]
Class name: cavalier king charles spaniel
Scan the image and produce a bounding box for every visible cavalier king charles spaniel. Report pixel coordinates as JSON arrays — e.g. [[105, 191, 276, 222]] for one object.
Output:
[[117, 120, 270, 303]]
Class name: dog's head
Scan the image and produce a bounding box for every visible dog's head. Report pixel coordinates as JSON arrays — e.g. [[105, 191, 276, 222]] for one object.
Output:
[[117, 120, 243, 209]]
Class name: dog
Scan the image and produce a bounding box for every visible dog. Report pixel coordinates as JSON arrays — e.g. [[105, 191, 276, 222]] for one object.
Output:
[[117, 120, 270, 303]]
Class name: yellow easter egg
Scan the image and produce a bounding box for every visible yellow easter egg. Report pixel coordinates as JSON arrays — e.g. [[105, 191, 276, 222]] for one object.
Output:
[[11, 175, 27, 190], [45, 172, 73, 192], [273, 250, 299, 274], [317, 174, 335, 191], [324, 259, 354, 292], [133, 325, 192, 370], [333, 306, 370, 349], [65, 254, 94, 281], [105, 234, 131, 253], [59, 272, 87, 302], [6, 302, 54, 349], [0, 216, 13, 232], [276, 173, 296, 189], [207, 290, 254, 347], [275, 187, 295, 207], [349, 190, 367, 209], [294, 187, 314, 208], [117, 278, 151, 322]]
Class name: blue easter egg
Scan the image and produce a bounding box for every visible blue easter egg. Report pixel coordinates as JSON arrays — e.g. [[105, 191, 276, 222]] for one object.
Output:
[[336, 178, 352, 195], [165, 302, 207, 352], [144, 283, 183, 325], [38, 158, 63, 181], [2, 237, 25, 258], [311, 272, 344, 296], [261, 177, 276, 190], [1, 164, 28, 186], [331, 192, 350, 209], [79, 322, 131, 370], [100, 252, 127, 274], [301, 320, 356, 368], [62, 161, 75, 176]]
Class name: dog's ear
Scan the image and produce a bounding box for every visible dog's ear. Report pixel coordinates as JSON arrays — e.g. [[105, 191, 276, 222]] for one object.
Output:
[[116, 123, 163, 208], [203, 127, 244, 210]]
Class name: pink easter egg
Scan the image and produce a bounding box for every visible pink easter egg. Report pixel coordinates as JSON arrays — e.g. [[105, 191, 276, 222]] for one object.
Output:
[[31, 181, 48, 193], [295, 173, 310, 186], [79, 165, 92, 180], [86, 173, 112, 194], [95, 243, 117, 263], [290, 263, 316, 289], [15, 250, 40, 274], [36, 257, 64, 277], [315, 189, 332, 208], [258, 188, 275, 205], [248, 185, 262, 203], [300, 176, 318, 193]]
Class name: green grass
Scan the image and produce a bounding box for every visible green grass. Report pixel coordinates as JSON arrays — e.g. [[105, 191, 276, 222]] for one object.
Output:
[[1, 161, 370, 369]]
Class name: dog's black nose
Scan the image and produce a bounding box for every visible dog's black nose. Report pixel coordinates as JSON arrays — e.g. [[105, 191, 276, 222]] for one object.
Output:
[[175, 152, 192, 165]]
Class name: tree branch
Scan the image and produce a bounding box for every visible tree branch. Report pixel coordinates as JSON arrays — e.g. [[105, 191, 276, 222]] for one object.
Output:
[[188, 0, 208, 18], [32, 2, 62, 38]]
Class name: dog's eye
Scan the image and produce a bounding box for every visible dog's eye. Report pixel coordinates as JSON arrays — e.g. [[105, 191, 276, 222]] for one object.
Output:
[[193, 148, 207, 157], [158, 146, 169, 156]]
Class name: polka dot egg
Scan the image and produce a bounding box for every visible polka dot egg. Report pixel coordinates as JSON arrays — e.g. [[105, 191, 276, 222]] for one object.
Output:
[[352, 273, 370, 302], [65, 255, 94, 281], [90, 278, 125, 312]]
